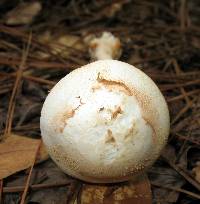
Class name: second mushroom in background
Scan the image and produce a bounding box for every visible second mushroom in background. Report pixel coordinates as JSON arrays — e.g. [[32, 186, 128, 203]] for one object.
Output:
[[84, 32, 122, 60]]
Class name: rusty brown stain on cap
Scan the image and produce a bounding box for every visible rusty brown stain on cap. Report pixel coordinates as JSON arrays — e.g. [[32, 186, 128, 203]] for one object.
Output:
[[105, 129, 116, 144], [124, 122, 137, 141], [143, 116, 157, 144], [54, 109, 75, 133], [112, 106, 123, 119], [97, 73, 133, 96]]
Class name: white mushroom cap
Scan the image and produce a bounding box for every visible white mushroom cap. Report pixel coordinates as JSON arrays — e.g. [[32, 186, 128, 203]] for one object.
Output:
[[40, 60, 170, 183]]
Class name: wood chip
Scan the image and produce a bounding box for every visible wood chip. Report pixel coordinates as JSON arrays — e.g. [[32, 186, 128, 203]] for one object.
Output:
[[78, 174, 152, 204]]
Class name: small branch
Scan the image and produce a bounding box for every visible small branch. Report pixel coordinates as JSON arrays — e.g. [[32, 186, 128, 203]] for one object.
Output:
[[20, 140, 42, 204], [162, 156, 200, 191], [175, 133, 200, 145], [180, 0, 188, 31], [3, 33, 32, 138], [160, 79, 200, 91], [171, 97, 197, 125], [151, 182, 200, 200], [66, 180, 82, 204], [0, 180, 3, 204], [167, 89, 200, 103], [172, 58, 191, 105], [0, 72, 55, 86], [3, 181, 71, 193]]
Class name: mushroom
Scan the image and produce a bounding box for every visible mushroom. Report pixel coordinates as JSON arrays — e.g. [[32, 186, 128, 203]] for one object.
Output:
[[84, 32, 122, 60], [40, 59, 170, 183]]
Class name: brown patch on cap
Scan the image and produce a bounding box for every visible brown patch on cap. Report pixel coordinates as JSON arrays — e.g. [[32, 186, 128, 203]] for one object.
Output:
[[127, 87, 159, 144], [57, 109, 75, 133], [105, 129, 115, 144], [94, 72, 158, 143], [143, 117, 156, 144], [112, 106, 123, 119], [92, 84, 101, 92], [62, 110, 75, 120], [124, 122, 138, 140], [97, 73, 132, 96], [54, 98, 85, 133]]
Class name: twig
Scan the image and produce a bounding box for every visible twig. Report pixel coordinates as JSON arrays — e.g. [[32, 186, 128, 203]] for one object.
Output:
[[0, 124, 40, 135], [162, 156, 200, 191], [0, 24, 84, 64], [76, 183, 83, 204], [180, 0, 188, 30], [175, 133, 200, 145], [160, 79, 200, 91], [0, 55, 76, 70], [0, 180, 3, 204], [171, 97, 197, 125], [3, 181, 71, 193], [66, 180, 82, 204], [175, 98, 199, 162], [3, 33, 32, 138], [167, 89, 200, 103], [172, 58, 191, 105], [0, 88, 12, 95], [151, 182, 200, 200], [0, 72, 56, 86], [20, 140, 42, 204], [13, 123, 40, 131]]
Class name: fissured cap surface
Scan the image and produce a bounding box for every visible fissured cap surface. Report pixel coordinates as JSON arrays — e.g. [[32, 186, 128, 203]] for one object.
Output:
[[40, 60, 170, 183]]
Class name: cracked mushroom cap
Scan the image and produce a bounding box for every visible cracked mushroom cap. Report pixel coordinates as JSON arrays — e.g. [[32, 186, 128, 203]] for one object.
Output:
[[40, 60, 170, 183]]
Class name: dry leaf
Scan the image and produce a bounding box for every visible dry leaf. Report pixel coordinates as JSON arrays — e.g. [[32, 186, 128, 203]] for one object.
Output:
[[76, 174, 152, 204], [192, 162, 200, 183], [37, 31, 85, 59], [149, 166, 185, 203], [100, 1, 129, 18], [0, 134, 48, 179], [5, 1, 42, 25]]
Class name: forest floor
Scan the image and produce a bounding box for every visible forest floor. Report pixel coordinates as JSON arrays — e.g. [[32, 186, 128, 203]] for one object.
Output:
[[0, 0, 200, 204]]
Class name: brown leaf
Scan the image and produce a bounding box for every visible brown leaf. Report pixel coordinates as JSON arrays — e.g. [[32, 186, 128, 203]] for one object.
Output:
[[37, 32, 85, 59], [79, 174, 152, 204], [149, 166, 185, 203], [0, 134, 48, 179], [5, 1, 42, 25], [192, 162, 200, 183]]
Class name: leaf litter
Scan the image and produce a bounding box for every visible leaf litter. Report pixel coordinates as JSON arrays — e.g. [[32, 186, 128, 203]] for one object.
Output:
[[0, 0, 200, 203]]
